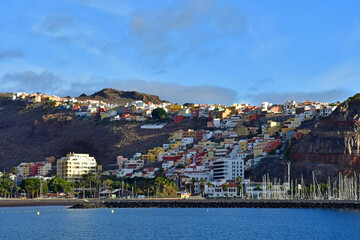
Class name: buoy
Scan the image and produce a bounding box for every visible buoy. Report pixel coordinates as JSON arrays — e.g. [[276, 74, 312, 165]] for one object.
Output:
[[37, 212, 40, 215], [111, 210, 114, 214], [206, 209, 209, 212]]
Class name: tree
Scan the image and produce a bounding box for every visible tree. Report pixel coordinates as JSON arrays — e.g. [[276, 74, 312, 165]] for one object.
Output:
[[1, 173, 15, 198], [254, 185, 262, 191], [20, 178, 40, 198], [237, 184, 243, 198], [80, 179, 87, 199], [236, 176, 242, 184], [152, 108, 167, 119], [104, 179, 114, 198], [93, 178, 101, 198], [206, 181, 214, 196], [59, 179, 72, 195], [49, 176, 71, 197], [199, 178, 206, 197], [49, 176, 62, 198], [82, 173, 97, 198], [11, 167, 18, 175], [222, 183, 229, 192], [190, 178, 198, 194], [159, 185, 178, 197]]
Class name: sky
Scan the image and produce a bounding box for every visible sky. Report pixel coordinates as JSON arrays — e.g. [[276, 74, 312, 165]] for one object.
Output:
[[1, 0, 360, 105]]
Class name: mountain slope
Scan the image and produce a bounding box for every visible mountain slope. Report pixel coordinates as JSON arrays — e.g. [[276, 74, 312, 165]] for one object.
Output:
[[0, 91, 199, 170], [77, 88, 165, 104], [289, 94, 360, 181]]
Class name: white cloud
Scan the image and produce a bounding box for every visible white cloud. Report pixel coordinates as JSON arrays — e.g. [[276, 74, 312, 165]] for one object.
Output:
[[0, 71, 237, 104], [0, 71, 64, 94], [128, 0, 245, 67], [242, 89, 351, 105]]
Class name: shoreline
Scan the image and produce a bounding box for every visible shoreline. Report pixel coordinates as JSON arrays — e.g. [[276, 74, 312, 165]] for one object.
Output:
[[0, 199, 95, 208], [70, 199, 360, 210], [2, 198, 360, 209]]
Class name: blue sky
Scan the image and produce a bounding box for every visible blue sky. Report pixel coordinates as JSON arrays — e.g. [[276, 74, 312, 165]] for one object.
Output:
[[1, 0, 360, 105]]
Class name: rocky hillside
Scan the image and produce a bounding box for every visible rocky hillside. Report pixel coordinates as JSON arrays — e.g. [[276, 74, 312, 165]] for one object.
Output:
[[289, 94, 360, 181], [0, 95, 201, 170], [77, 88, 165, 104]]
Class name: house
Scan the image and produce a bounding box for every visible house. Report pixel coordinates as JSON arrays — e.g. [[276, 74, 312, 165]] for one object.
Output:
[[168, 104, 183, 112], [173, 115, 184, 123], [208, 182, 238, 198]]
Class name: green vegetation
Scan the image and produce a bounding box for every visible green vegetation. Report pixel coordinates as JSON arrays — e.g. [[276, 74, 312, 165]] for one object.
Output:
[[151, 108, 167, 119], [347, 93, 360, 102], [0, 172, 15, 198]]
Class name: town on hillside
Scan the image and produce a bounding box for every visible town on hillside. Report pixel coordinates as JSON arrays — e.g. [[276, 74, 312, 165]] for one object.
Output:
[[1, 91, 347, 200]]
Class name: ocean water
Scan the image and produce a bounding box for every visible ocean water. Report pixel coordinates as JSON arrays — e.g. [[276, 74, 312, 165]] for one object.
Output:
[[1, 206, 360, 240]]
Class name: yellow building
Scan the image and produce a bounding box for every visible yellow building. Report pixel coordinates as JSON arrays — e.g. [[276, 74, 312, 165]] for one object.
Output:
[[34, 95, 42, 103], [239, 140, 248, 152], [170, 141, 181, 150], [22, 164, 32, 177], [168, 104, 183, 112], [253, 142, 267, 157], [141, 153, 156, 162], [57, 153, 97, 183], [216, 108, 232, 119], [237, 126, 250, 137], [142, 147, 165, 162], [169, 131, 183, 140], [198, 140, 214, 146], [283, 118, 301, 129], [264, 121, 281, 136], [297, 129, 311, 135], [182, 129, 196, 138]]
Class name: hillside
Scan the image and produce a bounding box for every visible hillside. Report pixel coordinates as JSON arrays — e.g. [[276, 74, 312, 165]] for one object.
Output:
[[0, 94, 201, 170], [76, 88, 166, 104], [288, 94, 360, 181]]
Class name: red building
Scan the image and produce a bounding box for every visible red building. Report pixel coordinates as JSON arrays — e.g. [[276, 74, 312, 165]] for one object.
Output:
[[173, 116, 184, 124], [163, 155, 182, 162]]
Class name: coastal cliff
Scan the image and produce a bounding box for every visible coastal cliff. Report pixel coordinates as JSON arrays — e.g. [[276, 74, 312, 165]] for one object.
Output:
[[289, 94, 360, 180]]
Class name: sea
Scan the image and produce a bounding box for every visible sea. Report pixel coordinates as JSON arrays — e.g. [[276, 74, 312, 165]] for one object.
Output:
[[1, 206, 360, 240]]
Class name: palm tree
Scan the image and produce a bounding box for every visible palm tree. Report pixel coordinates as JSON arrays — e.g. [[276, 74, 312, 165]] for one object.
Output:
[[80, 179, 87, 199], [93, 178, 101, 198], [205, 181, 214, 196], [222, 183, 229, 193], [236, 176, 242, 185], [237, 184, 243, 198], [199, 178, 206, 197], [82, 173, 97, 198], [104, 179, 114, 198], [190, 178, 197, 194]]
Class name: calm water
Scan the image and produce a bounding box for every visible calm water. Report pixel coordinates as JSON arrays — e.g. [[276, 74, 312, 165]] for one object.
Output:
[[1, 206, 360, 240]]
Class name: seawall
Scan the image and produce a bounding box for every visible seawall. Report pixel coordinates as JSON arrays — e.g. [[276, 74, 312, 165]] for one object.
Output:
[[69, 199, 360, 209]]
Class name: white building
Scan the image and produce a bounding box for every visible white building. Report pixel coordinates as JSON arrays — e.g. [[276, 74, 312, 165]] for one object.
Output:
[[213, 156, 244, 181], [57, 153, 97, 183], [181, 137, 194, 146], [38, 162, 52, 176], [125, 160, 144, 170]]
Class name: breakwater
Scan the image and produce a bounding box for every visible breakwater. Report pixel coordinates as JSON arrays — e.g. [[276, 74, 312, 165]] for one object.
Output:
[[69, 199, 360, 209]]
